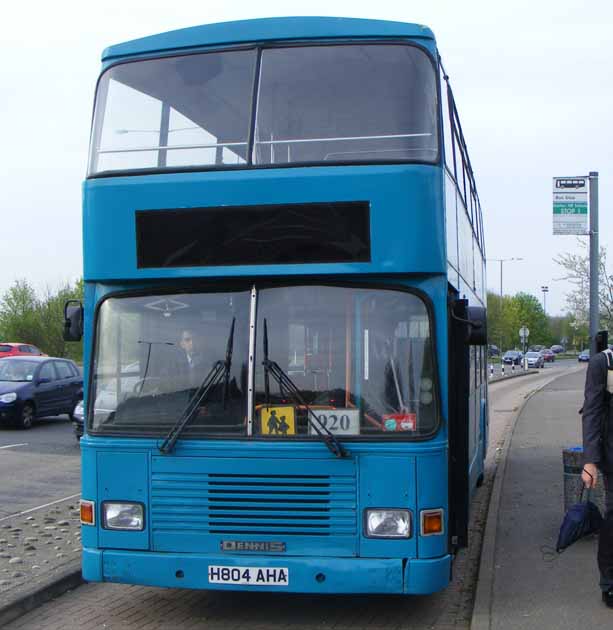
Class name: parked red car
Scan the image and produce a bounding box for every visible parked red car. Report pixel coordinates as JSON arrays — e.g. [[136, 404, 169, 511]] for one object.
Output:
[[541, 348, 555, 362], [0, 343, 47, 359]]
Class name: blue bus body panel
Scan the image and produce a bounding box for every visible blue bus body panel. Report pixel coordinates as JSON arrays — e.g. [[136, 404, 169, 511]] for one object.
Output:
[[83, 166, 444, 282], [97, 452, 149, 550], [81, 437, 450, 594], [404, 555, 451, 594], [416, 452, 449, 558], [102, 17, 435, 62], [358, 455, 417, 558]]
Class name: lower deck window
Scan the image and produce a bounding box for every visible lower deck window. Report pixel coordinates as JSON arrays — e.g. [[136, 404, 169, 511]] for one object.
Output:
[[89, 284, 438, 439]]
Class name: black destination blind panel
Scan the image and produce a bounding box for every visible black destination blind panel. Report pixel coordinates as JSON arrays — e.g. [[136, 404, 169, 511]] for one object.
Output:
[[136, 201, 371, 268]]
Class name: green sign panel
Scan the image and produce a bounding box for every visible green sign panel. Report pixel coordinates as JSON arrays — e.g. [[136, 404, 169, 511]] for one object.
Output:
[[553, 203, 588, 215]]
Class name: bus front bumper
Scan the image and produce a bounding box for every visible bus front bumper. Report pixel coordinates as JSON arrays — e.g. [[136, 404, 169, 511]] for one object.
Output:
[[83, 548, 451, 595]]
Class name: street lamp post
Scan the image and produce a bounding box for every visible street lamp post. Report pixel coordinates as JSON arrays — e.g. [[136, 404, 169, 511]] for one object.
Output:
[[488, 258, 524, 349], [541, 285, 549, 314]]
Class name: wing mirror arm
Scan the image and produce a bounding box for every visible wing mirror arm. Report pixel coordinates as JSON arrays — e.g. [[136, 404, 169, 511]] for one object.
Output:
[[449, 301, 487, 346]]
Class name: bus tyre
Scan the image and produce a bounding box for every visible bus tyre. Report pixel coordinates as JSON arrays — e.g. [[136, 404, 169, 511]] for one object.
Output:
[[18, 403, 35, 430]]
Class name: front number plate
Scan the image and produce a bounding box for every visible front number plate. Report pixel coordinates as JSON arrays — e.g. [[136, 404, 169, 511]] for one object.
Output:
[[208, 565, 289, 586]]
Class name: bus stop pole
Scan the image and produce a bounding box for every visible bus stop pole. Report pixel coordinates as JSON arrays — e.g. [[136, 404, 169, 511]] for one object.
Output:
[[589, 172, 599, 356]]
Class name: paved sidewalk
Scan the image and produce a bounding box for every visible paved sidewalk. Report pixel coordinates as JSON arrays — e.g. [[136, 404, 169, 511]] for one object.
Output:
[[475, 368, 611, 629]]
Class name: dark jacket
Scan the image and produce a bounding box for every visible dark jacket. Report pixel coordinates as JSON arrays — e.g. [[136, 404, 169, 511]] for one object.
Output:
[[582, 352, 613, 471]]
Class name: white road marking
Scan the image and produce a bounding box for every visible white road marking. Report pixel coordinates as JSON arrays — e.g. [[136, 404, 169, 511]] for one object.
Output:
[[0, 443, 28, 450], [0, 493, 81, 522]]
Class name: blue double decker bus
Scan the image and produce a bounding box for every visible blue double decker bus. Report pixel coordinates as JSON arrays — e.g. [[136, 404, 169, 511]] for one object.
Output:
[[69, 17, 488, 595]]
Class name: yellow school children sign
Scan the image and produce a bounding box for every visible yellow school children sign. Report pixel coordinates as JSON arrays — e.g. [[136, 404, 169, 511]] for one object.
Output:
[[260, 406, 296, 436]]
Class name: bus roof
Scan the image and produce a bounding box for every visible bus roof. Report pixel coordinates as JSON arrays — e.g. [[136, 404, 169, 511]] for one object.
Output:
[[102, 16, 435, 62]]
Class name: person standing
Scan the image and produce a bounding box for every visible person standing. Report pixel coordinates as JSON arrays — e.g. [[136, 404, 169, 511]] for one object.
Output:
[[582, 348, 613, 608]]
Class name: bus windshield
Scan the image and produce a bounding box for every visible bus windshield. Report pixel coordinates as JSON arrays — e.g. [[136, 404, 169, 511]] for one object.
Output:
[[88, 285, 438, 439], [89, 44, 437, 174]]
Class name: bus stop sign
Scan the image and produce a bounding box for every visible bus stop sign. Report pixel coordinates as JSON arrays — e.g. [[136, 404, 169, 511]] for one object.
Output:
[[553, 176, 588, 235]]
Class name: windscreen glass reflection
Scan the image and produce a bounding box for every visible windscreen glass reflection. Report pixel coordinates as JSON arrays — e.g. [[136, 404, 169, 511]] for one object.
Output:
[[89, 285, 438, 439], [254, 286, 438, 438], [89, 291, 250, 436]]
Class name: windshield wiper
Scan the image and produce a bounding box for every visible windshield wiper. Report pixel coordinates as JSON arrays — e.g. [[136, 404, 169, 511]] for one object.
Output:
[[262, 319, 348, 458], [159, 317, 235, 454]]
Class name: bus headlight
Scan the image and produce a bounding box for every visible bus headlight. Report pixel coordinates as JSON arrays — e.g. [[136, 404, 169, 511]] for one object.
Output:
[[102, 502, 145, 530], [364, 509, 411, 538]]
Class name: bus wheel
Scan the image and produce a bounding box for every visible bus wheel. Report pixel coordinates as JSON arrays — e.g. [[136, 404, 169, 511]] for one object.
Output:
[[18, 403, 35, 430]]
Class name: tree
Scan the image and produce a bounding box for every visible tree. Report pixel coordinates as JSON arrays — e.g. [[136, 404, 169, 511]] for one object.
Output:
[[548, 314, 574, 348], [0, 279, 83, 361], [506, 292, 551, 349], [37, 280, 84, 360], [554, 242, 613, 333], [0, 279, 44, 347], [487, 290, 552, 350], [487, 292, 515, 350]]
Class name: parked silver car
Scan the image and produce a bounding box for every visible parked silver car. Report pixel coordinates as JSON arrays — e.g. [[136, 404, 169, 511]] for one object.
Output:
[[525, 351, 544, 368]]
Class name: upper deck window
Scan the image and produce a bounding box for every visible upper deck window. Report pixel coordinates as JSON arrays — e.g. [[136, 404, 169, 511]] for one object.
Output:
[[88, 43, 437, 176], [254, 45, 437, 165], [89, 49, 256, 174]]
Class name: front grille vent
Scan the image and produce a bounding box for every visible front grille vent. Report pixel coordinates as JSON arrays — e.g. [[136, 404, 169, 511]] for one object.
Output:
[[151, 472, 357, 536]]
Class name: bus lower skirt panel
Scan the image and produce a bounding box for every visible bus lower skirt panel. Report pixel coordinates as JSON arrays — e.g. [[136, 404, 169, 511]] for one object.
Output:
[[82, 547, 451, 594]]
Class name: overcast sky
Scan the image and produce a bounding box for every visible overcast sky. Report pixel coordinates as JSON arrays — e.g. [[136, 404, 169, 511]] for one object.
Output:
[[0, 0, 610, 315]]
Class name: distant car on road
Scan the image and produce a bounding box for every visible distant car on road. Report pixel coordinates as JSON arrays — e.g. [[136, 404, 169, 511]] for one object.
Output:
[[578, 350, 590, 362], [0, 357, 82, 429], [541, 348, 555, 362], [550, 345, 565, 354], [525, 351, 544, 368], [488, 344, 500, 357], [502, 350, 523, 365], [0, 343, 47, 359]]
